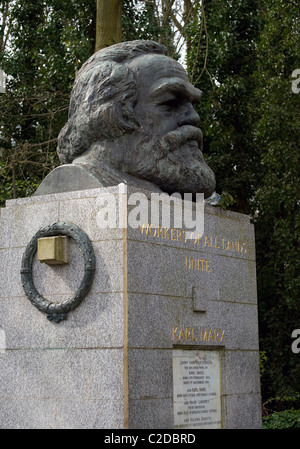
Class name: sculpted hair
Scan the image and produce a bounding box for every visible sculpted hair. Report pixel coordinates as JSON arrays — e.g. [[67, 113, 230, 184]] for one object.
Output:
[[57, 40, 167, 164]]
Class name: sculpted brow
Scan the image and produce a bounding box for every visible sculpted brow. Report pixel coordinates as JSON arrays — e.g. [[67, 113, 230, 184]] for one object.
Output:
[[150, 80, 201, 103]]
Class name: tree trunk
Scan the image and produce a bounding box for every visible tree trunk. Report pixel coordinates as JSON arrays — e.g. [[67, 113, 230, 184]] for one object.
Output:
[[0, 1, 10, 53], [95, 0, 123, 52]]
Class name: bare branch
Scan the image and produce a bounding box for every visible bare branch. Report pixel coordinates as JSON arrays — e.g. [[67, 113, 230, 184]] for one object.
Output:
[[26, 138, 58, 149], [161, 0, 176, 27], [169, 8, 184, 35]]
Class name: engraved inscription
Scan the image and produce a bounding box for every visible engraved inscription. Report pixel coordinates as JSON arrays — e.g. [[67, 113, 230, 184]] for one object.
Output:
[[173, 350, 222, 429], [185, 257, 211, 272], [172, 327, 225, 343], [139, 223, 247, 254]]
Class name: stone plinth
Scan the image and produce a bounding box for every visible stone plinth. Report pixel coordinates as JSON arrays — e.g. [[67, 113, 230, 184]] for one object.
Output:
[[0, 187, 262, 429]]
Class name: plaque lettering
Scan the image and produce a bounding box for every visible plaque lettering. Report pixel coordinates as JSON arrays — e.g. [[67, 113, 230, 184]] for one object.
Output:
[[173, 349, 222, 429]]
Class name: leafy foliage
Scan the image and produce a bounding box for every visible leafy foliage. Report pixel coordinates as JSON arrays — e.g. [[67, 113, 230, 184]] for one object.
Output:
[[123, 0, 162, 43], [253, 0, 300, 403], [186, 0, 300, 409], [263, 409, 300, 429], [187, 0, 264, 215], [0, 0, 96, 204], [123, 0, 179, 58]]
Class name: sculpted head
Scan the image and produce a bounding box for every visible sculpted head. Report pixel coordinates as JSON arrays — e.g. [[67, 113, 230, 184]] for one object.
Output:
[[57, 40, 216, 198]]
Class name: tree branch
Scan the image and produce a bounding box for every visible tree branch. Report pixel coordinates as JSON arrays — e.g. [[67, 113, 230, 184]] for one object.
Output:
[[161, 0, 176, 28], [169, 9, 184, 35]]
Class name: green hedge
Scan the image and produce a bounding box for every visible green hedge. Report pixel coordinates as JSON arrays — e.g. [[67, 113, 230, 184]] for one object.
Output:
[[263, 409, 300, 429]]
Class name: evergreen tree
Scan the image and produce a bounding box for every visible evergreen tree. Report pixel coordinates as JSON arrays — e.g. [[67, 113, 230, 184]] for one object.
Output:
[[186, 0, 263, 214], [186, 0, 300, 406], [253, 0, 300, 405], [0, 0, 96, 203]]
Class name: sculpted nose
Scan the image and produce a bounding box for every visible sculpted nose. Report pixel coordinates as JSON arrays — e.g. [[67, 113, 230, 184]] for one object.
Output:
[[178, 103, 200, 127]]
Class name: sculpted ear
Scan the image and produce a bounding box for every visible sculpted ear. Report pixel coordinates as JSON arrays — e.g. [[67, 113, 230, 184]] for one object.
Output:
[[119, 104, 140, 132]]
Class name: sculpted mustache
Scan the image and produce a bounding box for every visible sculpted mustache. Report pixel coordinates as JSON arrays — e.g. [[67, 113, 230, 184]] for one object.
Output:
[[153, 125, 203, 161]]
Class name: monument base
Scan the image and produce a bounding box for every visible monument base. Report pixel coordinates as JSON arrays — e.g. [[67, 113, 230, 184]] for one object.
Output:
[[0, 187, 262, 429]]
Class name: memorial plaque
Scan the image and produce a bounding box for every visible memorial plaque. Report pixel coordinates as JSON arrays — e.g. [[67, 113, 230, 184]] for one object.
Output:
[[173, 349, 222, 429]]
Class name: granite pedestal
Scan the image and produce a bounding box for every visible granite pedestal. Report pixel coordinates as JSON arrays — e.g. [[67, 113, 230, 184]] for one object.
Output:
[[0, 187, 262, 428]]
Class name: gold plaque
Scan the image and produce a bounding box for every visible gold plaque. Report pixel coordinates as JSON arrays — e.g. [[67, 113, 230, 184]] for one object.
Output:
[[37, 236, 68, 265]]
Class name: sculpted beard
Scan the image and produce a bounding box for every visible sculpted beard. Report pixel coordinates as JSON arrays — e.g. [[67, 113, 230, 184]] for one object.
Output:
[[128, 125, 216, 198]]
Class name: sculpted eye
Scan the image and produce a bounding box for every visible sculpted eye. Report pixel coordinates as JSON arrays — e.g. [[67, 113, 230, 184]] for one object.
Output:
[[160, 99, 179, 111]]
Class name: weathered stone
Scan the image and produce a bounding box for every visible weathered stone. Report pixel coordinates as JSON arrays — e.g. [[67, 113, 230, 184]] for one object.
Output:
[[0, 188, 261, 428]]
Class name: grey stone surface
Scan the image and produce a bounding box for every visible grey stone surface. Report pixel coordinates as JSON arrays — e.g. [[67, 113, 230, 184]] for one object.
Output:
[[129, 398, 174, 429], [0, 188, 262, 429], [127, 241, 257, 304], [128, 349, 173, 399], [1, 293, 124, 349], [4, 185, 120, 207], [223, 350, 261, 395], [224, 393, 262, 429], [0, 348, 124, 429], [0, 200, 59, 249], [0, 398, 124, 429], [0, 349, 123, 399], [127, 293, 259, 350], [0, 248, 25, 297]]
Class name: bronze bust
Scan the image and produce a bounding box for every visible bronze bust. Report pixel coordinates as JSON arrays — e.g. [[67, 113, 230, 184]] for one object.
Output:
[[35, 40, 216, 199]]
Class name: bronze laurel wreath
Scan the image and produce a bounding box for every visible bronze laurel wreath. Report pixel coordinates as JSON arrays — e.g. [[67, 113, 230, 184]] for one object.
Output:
[[20, 222, 96, 323]]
